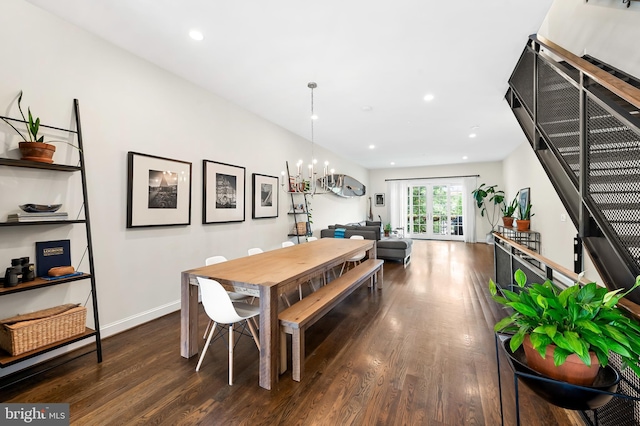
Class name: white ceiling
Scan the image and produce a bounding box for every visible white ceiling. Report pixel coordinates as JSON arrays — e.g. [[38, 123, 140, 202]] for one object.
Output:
[[25, 0, 553, 169]]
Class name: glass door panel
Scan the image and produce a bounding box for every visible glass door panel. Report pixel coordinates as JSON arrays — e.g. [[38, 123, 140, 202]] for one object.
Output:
[[406, 183, 464, 241]]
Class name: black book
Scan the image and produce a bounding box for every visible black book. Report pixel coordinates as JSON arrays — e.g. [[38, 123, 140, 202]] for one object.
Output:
[[35, 240, 71, 278]]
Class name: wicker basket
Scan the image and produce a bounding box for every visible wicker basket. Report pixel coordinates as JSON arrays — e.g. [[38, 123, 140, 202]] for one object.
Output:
[[0, 304, 86, 356], [296, 222, 308, 236]]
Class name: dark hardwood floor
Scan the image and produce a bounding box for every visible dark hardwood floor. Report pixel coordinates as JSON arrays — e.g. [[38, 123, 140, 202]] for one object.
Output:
[[1, 241, 581, 425]]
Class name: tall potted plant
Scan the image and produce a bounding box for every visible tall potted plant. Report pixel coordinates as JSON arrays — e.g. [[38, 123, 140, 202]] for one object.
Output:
[[490, 269, 640, 386], [471, 183, 505, 242], [0, 91, 56, 163]]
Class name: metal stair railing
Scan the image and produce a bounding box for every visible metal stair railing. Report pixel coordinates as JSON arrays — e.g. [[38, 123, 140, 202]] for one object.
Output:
[[505, 34, 640, 306]]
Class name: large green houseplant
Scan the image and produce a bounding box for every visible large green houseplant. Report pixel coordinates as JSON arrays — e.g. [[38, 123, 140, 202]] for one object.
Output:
[[471, 183, 505, 241], [490, 269, 640, 385]]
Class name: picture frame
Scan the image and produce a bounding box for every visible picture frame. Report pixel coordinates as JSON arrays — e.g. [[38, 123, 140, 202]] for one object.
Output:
[[127, 151, 192, 228], [203, 160, 246, 224], [252, 173, 279, 219], [375, 193, 385, 207], [518, 187, 530, 217]]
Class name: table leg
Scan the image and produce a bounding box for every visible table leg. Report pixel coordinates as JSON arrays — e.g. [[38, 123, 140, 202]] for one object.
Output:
[[259, 284, 278, 390], [180, 272, 199, 358]]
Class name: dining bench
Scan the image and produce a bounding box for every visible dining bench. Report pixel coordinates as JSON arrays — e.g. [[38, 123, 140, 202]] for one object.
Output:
[[279, 258, 384, 382]]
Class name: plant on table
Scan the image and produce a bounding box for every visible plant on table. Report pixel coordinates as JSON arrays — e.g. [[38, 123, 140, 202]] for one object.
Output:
[[501, 196, 519, 227], [516, 201, 534, 231], [384, 223, 392, 237], [471, 183, 505, 233], [490, 269, 640, 384]]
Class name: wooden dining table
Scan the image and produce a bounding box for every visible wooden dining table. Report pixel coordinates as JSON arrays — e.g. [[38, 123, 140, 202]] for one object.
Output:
[[180, 237, 377, 390]]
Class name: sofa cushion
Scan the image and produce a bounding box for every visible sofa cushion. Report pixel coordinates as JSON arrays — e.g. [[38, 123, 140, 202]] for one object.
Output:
[[377, 238, 413, 249]]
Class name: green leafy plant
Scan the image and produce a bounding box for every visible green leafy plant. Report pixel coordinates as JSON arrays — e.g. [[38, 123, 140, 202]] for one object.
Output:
[[0, 91, 78, 150], [384, 223, 392, 232], [471, 183, 505, 230], [518, 202, 534, 220], [0, 91, 44, 143], [490, 269, 640, 376], [501, 197, 519, 218]]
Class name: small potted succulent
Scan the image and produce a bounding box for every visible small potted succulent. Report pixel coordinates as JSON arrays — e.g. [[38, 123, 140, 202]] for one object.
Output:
[[516, 202, 534, 231], [501, 196, 519, 228], [0, 91, 55, 163], [490, 269, 640, 386]]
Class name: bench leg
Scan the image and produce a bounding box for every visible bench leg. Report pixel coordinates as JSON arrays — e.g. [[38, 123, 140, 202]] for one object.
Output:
[[292, 328, 305, 382], [377, 266, 384, 289], [280, 328, 288, 374]]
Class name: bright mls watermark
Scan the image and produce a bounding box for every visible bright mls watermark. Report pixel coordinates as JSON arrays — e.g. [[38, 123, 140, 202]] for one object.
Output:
[[1, 404, 69, 425]]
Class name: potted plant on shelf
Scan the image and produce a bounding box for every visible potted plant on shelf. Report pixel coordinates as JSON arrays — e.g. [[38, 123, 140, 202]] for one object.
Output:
[[516, 201, 534, 231], [0, 91, 57, 163], [384, 223, 392, 237], [491, 269, 640, 386], [501, 197, 519, 228], [471, 183, 505, 243]]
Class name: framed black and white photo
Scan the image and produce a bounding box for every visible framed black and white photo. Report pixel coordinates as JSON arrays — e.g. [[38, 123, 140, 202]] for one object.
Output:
[[518, 187, 530, 216], [127, 151, 192, 228], [203, 160, 246, 223], [375, 193, 385, 207], [252, 173, 279, 219]]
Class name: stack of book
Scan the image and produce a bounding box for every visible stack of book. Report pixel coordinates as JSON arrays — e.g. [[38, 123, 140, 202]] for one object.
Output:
[[7, 212, 69, 223]]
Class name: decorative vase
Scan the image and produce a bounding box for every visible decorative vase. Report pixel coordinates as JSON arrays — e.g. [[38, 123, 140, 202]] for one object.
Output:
[[523, 336, 599, 386], [502, 216, 514, 227], [516, 219, 530, 231], [19, 142, 56, 164]]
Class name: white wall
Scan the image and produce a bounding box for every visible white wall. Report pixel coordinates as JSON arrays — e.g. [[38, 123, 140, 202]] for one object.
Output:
[[0, 0, 367, 375], [540, 0, 640, 79], [368, 161, 504, 243]]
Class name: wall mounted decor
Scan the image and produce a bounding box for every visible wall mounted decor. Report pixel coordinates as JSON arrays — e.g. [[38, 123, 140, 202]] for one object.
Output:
[[317, 174, 366, 197], [252, 173, 278, 219], [203, 160, 245, 224], [127, 152, 192, 228], [518, 187, 530, 216], [375, 193, 385, 207]]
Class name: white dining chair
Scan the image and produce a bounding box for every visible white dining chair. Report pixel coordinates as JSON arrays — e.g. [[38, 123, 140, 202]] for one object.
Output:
[[306, 236, 318, 242], [282, 241, 295, 248], [203, 255, 253, 339], [195, 278, 260, 385], [340, 235, 366, 276], [248, 247, 263, 256]]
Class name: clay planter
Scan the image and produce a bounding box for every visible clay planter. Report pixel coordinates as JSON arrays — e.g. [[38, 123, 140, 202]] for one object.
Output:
[[516, 219, 530, 231], [523, 335, 600, 386], [19, 142, 56, 164], [502, 216, 514, 227]]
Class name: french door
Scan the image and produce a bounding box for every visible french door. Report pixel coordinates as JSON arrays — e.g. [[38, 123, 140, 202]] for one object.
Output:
[[406, 183, 464, 240]]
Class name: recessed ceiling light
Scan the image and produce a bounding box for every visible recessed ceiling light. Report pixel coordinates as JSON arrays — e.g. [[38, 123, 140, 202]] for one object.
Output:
[[362, 106, 373, 111], [469, 133, 477, 138], [423, 94, 435, 102], [369, 144, 375, 149], [189, 30, 204, 41], [463, 156, 468, 160], [390, 161, 395, 165], [311, 114, 318, 120]]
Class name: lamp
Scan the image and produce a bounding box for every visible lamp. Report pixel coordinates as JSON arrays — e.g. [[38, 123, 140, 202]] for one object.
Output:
[[282, 82, 332, 194]]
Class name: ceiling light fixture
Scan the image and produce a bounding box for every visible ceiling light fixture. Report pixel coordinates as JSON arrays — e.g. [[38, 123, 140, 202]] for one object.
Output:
[[463, 156, 468, 160], [369, 144, 375, 149], [390, 161, 395, 166], [423, 94, 435, 102], [469, 133, 477, 138], [189, 30, 204, 41], [284, 82, 331, 195]]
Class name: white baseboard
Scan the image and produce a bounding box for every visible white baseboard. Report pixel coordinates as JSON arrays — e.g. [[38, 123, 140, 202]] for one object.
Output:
[[99, 300, 180, 338]]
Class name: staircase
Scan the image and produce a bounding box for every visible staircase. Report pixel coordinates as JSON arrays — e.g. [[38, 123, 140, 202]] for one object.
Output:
[[505, 34, 640, 306]]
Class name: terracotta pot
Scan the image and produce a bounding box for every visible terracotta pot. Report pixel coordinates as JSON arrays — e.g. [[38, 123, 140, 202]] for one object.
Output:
[[19, 142, 56, 164], [516, 219, 530, 231], [384, 230, 390, 237], [523, 335, 599, 386], [502, 216, 514, 227]]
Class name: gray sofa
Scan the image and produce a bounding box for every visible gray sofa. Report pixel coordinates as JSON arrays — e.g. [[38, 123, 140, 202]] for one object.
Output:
[[320, 222, 412, 267]]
